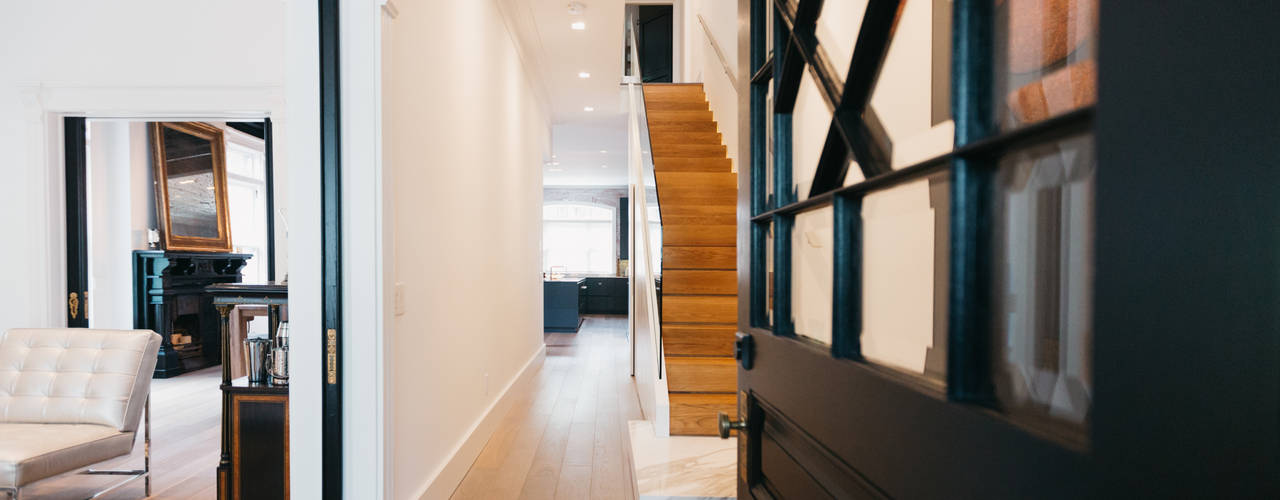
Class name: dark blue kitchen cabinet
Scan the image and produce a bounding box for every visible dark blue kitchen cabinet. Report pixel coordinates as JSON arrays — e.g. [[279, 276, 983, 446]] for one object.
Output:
[[544, 279, 585, 332]]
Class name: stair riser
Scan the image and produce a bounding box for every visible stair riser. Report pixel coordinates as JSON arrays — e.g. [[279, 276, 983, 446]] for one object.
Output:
[[663, 270, 737, 295], [654, 158, 732, 172], [663, 325, 737, 356], [669, 393, 736, 436], [664, 225, 736, 246], [664, 246, 737, 270], [649, 132, 722, 144], [663, 295, 737, 323], [666, 357, 737, 393]]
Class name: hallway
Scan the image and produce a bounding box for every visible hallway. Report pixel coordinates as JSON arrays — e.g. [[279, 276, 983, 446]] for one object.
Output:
[[451, 315, 643, 500]]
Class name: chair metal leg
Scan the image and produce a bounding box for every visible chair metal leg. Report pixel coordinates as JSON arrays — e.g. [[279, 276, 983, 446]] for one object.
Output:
[[81, 395, 151, 499], [0, 487, 18, 500]]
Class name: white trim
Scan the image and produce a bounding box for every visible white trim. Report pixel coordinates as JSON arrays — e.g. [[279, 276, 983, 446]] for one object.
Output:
[[410, 346, 548, 500], [341, 0, 387, 497]]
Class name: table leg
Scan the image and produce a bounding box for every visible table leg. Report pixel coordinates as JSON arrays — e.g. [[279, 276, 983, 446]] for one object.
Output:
[[216, 304, 233, 500]]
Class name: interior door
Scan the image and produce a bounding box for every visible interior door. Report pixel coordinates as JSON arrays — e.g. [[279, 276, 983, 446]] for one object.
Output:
[[65, 117, 89, 328], [637, 5, 673, 83], [732, 0, 1280, 498]]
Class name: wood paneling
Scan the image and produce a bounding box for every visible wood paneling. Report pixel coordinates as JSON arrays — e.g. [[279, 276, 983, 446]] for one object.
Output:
[[667, 357, 738, 393], [664, 246, 737, 270], [663, 295, 737, 324], [670, 393, 738, 436], [663, 270, 737, 295]]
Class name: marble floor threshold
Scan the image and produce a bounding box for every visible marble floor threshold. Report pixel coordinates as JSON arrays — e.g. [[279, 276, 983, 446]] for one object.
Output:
[[627, 420, 736, 499]]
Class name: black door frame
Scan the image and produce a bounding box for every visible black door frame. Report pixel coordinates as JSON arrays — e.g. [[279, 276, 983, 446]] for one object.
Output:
[[319, 0, 344, 497], [64, 117, 89, 328]]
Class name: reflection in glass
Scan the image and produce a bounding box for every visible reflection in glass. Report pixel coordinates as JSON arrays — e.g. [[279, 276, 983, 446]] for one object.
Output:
[[765, 220, 775, 327], [791, 207, 834, 345], [995, 0, 1097, 131], [992, 135, 1094, 428], [162, 128, 220, 238], [791, 76, 834, 201], [868, 0, 955, 168], [860, 172, 949, 383]]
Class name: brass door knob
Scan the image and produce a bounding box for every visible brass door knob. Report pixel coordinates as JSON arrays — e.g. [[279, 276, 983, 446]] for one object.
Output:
[[718, 412, 746, 439]]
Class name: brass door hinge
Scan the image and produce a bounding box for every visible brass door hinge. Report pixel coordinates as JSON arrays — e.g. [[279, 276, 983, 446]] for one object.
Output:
[[326, 328, 338, 384]]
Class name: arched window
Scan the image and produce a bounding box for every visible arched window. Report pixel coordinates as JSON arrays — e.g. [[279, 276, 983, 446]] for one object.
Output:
[[543, 203, 616, 275]]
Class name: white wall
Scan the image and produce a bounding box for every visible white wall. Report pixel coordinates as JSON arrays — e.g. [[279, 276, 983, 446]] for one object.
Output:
[[681, 0, 740, 169], [85, 121, 153, 330], [382, 0, 550, 498], [0, 0, 286, 332]]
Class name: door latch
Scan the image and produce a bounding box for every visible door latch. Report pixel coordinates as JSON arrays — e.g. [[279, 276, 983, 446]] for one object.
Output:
[[326, 329, 338, 384], [734, 332, 754, 370]]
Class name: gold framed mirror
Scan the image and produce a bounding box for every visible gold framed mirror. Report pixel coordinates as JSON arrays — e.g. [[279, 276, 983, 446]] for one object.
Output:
[[151, 122, 233, 252]]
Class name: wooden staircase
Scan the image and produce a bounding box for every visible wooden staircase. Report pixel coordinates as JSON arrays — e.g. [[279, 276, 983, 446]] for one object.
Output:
[[642, 84, 738, 436]]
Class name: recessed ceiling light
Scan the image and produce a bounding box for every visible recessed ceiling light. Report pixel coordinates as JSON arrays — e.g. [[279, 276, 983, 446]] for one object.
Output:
[[578, 72, 591, 79], [583, 106, 594, 112], [599, 150, 608, 153], [549, 168, 564, 172], [571, 21, 586, 30], [600, 165, 608, 168], [552, 161, 560, 165]]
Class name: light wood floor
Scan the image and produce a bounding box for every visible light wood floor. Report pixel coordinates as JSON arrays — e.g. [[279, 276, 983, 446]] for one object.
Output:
[[24, 366, 222, 499], [451, 315, 644, 500]]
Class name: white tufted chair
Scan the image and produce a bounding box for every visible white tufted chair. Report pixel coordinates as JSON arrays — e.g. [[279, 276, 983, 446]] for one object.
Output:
[[0, 328, 161, 499]]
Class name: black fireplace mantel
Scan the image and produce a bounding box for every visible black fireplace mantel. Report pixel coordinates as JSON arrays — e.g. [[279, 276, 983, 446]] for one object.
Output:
[[133, 250, 251, 378]]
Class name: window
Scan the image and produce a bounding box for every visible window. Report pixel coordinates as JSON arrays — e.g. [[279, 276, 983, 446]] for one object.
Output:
[[225, 134, 269, 284], [543, 204, 616, 275]]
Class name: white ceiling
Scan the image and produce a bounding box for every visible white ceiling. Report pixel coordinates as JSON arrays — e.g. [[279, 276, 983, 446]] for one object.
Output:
[[513, 0, 632, 186]]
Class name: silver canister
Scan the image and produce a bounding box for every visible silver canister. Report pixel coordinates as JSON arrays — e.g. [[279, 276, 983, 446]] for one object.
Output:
[[269, 322, 290, 385], [243, 338, 272, 384]]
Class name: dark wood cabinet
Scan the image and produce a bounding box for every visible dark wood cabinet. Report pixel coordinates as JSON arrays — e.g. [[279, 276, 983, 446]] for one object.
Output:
[[133, 250, 250, 378], [221, 378, 288, 500]]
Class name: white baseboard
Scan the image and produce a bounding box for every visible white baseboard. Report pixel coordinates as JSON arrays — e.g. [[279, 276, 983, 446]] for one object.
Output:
[[411, 344, 547, 500]]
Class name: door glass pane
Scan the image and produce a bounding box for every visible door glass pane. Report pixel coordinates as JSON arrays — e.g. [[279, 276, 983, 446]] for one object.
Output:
[[995, 0, 1098, 132], [791, 206, 833, 345], [991, 134, 1094, 431], [868, 0, 955, 169], [765, 84, 776, 209], [791, 76, 835, 201], [861, 172, 950, 383], [815, 0, 866, 77]]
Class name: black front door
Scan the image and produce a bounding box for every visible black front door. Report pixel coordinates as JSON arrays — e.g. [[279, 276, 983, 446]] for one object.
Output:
[[65, 117, 89, 328], [733, 0, 1280, 498]]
